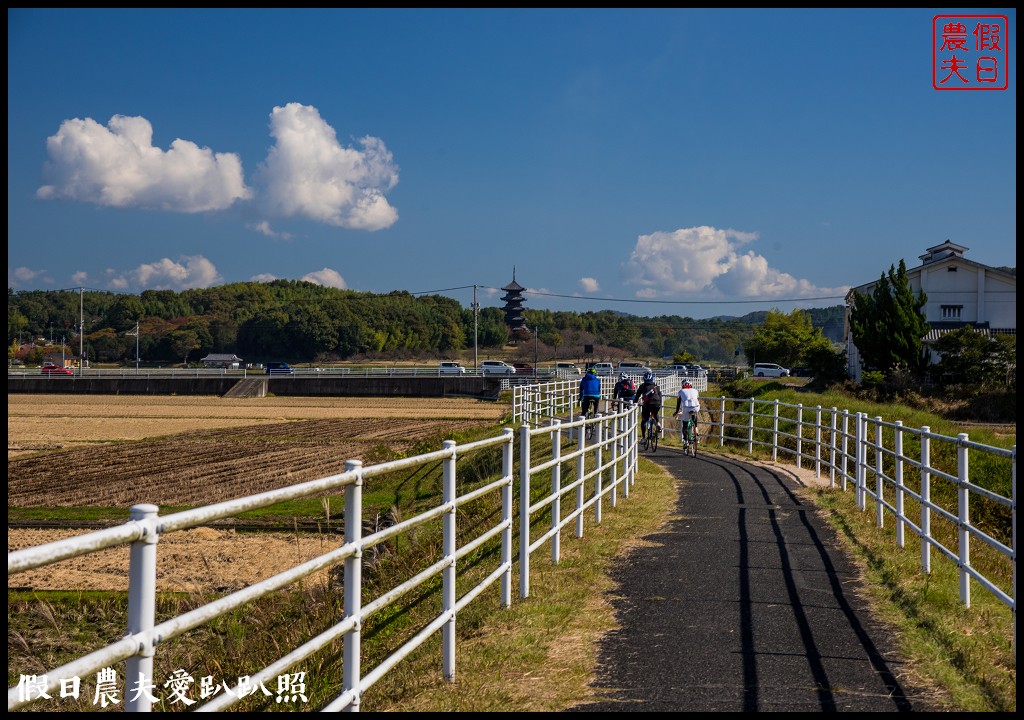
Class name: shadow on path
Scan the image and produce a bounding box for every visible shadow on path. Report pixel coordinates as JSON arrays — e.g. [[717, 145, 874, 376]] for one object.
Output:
[[567, 448, 941, 712]]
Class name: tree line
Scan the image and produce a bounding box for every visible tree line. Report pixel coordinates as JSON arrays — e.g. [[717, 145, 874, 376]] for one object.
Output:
[[8, 281, 846, 369]]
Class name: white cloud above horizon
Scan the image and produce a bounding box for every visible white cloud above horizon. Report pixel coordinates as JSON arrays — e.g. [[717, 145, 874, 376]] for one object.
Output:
[[622, 226, 850, 300], [301, 268, 347, 289], [35, 103, 399, 232], [37, 115, 251, 212], [579, 277, 600, 293], [96, 255, 223, 291], [255, 103, 399, 231]]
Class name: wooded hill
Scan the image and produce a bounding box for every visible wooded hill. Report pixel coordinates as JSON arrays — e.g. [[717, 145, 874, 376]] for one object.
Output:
[[8, 282, 845, 367]]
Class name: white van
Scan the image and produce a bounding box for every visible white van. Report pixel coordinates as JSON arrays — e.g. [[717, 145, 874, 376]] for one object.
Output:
[[481, 360, 516, 376], [590, 362, 616, 375], [753, 363, 790, 378]]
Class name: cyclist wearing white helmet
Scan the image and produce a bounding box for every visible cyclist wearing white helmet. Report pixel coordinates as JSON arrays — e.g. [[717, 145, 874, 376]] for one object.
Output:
[[673, 379, 701, 443]]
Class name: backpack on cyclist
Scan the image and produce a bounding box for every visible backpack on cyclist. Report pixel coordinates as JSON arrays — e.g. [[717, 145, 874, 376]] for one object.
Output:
[[641, 384, 662, 404]]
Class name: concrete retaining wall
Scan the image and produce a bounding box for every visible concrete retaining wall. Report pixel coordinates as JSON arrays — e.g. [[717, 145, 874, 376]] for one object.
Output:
[[8, 376, 500, 398]]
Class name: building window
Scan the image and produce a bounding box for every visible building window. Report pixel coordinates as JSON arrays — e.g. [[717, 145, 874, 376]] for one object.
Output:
[[940, 305, 963, 319]]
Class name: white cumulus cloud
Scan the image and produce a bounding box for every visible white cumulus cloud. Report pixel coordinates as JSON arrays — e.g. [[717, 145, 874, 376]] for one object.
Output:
[[34, 104, 400, 236], [579, 277, 600, 293], [622, 226, 849, 300], [37, 115, 251, 212], [255, 103, 399, 230], [102, 255, 222, 291], [301, 268, 347, 289], [250, 273, 278, 283]]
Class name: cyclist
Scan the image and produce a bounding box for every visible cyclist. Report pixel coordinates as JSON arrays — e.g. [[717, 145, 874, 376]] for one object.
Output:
[[579, 367, 602, 418], [673, 380, 701, 443], [611, 372, 635, 407], [633, 371, 663, 437]]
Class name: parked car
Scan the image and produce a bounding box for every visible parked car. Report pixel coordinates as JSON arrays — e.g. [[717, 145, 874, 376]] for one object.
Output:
[[618, 361, 652, 375], [481, 360, 516, 376], [265, 362, 294, 375], [688, 364, 708, 377], [554, 362, 581, 378], [790, 366, 812, 378], [664, 363, 690, 375], [40, 363, 73, 376], [752, 362, 789, 378], [589, 362, 616, 375], [511, 362, 535, 376], [438, 361, 466, 375]]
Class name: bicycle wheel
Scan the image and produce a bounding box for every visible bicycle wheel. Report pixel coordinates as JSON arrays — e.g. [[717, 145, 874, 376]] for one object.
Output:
[[690, 428, 698, 457], [650, 425, 658, 453]]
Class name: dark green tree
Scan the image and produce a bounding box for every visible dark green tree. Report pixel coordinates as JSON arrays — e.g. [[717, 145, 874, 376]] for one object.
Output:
[[104, 295, 146, 332], [849, 260, 929, 376], [931, 327, 1014, 387], [169, 329, 201, 365], [744, 309, 832, 368]]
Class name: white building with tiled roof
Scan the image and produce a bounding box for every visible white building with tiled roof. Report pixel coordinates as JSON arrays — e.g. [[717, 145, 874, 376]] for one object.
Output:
[[200, 353, 244, 369], [844, 241, 1015, 381]]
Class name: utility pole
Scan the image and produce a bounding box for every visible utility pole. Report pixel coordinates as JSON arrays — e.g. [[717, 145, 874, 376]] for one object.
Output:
[[79, 287, 84, 369], [534, 327, 539, 378], [126, 320, 140, 371], [473, 284, 479, 372]]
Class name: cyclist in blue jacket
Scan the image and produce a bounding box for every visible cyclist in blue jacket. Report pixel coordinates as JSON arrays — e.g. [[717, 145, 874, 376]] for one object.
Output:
[[579, 368, 602, 417]]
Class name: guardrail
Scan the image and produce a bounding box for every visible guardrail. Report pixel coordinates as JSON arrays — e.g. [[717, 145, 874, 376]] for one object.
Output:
[[8, 404, 642, 712]]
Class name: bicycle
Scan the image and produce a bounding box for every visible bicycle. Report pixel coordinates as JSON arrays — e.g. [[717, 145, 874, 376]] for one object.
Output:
[[640, 414, 659, 453], [584, 410, 596, 442], [681, 416, 698, 458], [581, 397, 600, 442]]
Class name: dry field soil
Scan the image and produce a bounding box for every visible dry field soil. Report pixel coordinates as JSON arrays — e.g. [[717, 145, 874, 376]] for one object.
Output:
[[8, 393, 507, 592]]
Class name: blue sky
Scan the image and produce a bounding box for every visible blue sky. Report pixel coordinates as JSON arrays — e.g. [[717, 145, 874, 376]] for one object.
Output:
[[8, 8, 1017, 319]]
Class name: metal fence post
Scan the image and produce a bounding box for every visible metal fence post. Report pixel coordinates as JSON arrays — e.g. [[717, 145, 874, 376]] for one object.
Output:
[[795, 403, 803, 468], [442, 440, 457, 680], [550, 420, 562, 563], [814, 405, 822, 477], [748, 398, 755, 455], [958, 433, 971, 608], [829, 408, 838, 488], [519, 423, 532, 599], [856, 412, 865, 510], [343, 459, 364, 708], [894, 421, 905, 548], [501, 428, 514, 608], [875, 416, 884, 528], [920, 427, 932, 574], [125, 504, 159, 713]]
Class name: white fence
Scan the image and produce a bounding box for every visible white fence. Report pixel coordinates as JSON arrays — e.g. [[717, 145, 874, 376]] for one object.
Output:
[[8, 404, 640, 712], [511, 373, 706, 427]]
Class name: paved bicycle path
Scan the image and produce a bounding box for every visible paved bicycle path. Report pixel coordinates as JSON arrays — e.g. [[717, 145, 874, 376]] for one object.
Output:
[[566, 446, 943, 712]]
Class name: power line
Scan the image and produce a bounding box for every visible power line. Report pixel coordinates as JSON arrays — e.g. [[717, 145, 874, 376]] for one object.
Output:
[[411, 284, 846, 305]]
